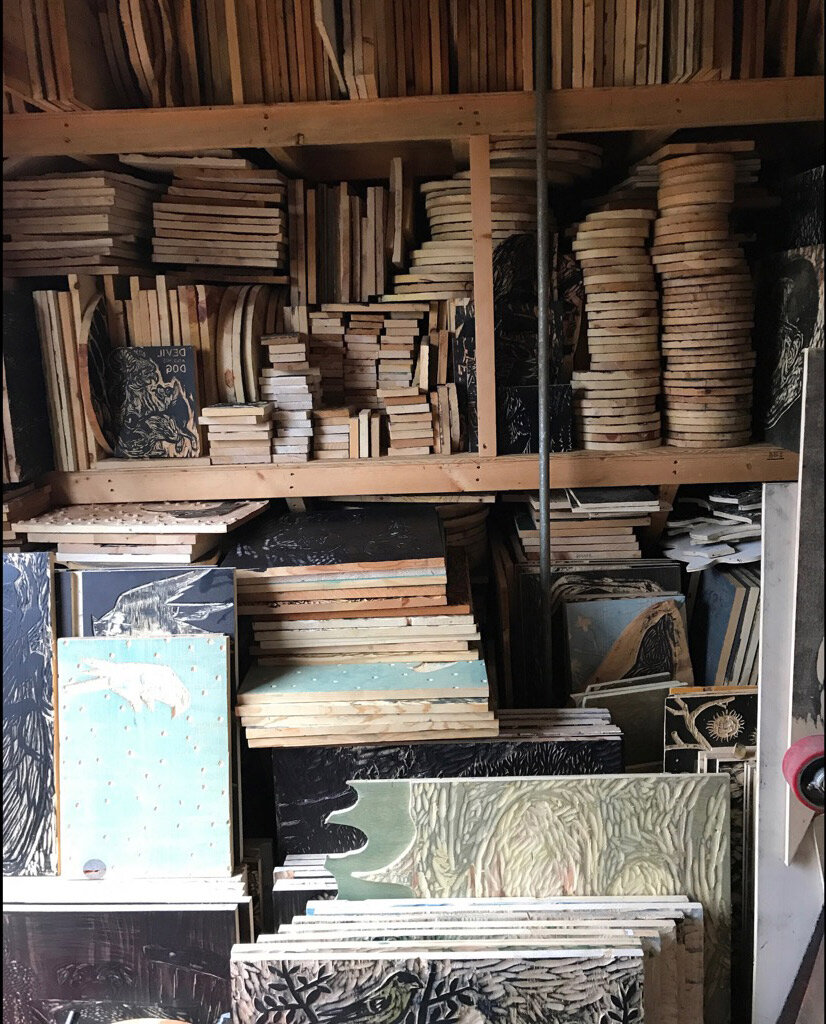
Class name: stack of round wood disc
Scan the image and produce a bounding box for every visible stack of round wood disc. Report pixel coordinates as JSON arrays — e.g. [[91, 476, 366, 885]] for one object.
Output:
[[488, 136, 603, 187], [652, 152, 755, 448], [571, 208, 662, 450], [437, 504, 490, 568]]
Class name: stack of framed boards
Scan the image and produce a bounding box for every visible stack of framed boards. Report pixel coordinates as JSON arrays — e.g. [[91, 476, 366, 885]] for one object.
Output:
[[3, 173, 160, 276], [232, 896, 705, 1024], [16, 499, 268, 565]]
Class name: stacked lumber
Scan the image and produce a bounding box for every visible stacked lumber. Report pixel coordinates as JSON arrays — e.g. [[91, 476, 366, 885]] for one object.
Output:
[[653, 147, 755, 447], [545, 0, 810, 87], [287, 179, 394, 305], [109, 277, 286, 411], [233, 897, 703, 1024], [223, 504, 486, 674], [2, 0, 124, 111], [2, 484, 51, 547], [382, 386, 435, 457], [200, 402, 275, 466], [313, 408, 353, 460], [3, 173, 160, 277], [570, 208, 662, 450], [31, 288, 97, 471], [16, 499, 268, 566], [513, 489, 657, 562], [236, 660, 496, 747], [259, 334, 320, 462], [306, 309, 345, 404], [152, 168, 288, 273]]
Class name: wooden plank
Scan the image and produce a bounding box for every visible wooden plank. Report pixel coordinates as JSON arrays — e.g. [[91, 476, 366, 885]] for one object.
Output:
[[469, 134, 496, 457], [47, 445, 797, 503], [3, 79, 823, 156]]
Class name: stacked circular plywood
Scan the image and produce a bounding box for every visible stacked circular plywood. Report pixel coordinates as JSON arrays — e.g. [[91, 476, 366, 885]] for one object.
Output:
[[652, 152, 755, 448], [571, 208, 662, 450]]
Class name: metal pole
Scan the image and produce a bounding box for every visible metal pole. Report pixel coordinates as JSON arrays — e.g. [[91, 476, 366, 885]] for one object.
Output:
[[535, 0, 553, 698]]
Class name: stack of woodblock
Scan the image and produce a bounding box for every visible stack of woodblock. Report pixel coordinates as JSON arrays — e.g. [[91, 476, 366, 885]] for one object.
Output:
[[2, 173, 159, 277], [513, 488, 662, 562], [306, 312, 345, 404], [152, 167, 288, 273], [653, 145, 756, 447], [227, 506, 493, 746], [382, 384, 434, 457], [16, 499, 268, 566], [571, 208, 662, 450], [259, 334, 320, 462], [313, 409, 355, 459], [201, 403, 275, 466]]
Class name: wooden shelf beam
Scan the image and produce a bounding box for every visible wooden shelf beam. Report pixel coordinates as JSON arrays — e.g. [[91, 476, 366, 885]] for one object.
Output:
[[3, 78, 823, 158], [47, 445, 798, 503]]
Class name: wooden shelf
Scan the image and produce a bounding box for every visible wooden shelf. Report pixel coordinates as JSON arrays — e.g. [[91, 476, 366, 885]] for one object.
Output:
[[3, 79, 823, 158], [47, 445, 798, 503]]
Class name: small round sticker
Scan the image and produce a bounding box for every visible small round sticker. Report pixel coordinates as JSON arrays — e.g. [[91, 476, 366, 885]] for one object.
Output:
[[82, 859, 106, 879]]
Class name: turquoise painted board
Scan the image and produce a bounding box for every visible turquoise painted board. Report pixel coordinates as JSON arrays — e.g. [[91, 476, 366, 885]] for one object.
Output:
[[237, 660, 489, 703], [327, 774, 730, 1023], [565, 594, 693, 692], [57, 636, 232, 878]]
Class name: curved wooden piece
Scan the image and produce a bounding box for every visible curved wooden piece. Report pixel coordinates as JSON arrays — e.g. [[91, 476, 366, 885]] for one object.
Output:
[[77, 295, 113, 455]]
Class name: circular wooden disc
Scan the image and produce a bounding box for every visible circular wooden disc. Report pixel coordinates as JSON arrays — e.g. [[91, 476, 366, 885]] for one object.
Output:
[[589, 362, 661, 373], [578, 254, 652, 267], [653, 229, 730, 245], [666, 411, 751, 425], [575, 388, 661, 401], [658, 172, 736, 192], [586, 305, 658, 317], [585, 291, 658, 301], [573, 370, 660, 383], [577, 415, 662, 429], [659, 192, 735, 210], [576, 247, 653, 260], [576, 225, 652, 239], [581, 438, 663, 450], [651, 240, 737, 257], [664, 385, 752, 397], [666, 362, 755, 374], [667, 429, 752, 442], [666, 436, 750, 448], [588, 323, 660, 334], [659, 153, 736, 170], [585, 282, 657, 296], [579, 428, 662, 442], [585, 208, 657, 221]]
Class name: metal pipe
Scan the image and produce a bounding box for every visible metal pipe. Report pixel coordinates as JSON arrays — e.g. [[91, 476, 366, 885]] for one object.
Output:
[[535, 0, 553, 699]]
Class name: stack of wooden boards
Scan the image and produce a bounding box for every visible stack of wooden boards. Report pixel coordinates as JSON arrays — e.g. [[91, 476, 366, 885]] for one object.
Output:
[[31, 286, 101, 472], [287, 172, 408, 305], [513, 488, 660, 562], [2, 484, 51, 549], [200, 402, 275, 466], [236, 659, 496, 747], [546, 0, 818, 87], [312, 407, 381, 459], [2, 0, 123, 111], [259, 333, 320, 461], [232, 896, 705, 1024], [15, 499, 268, 565], [653, 147, 756, 447], [3, 173, 160, 277], [152, 167, 288, 273], [663, 484, 762, 572], [572, 207, 661, 450]]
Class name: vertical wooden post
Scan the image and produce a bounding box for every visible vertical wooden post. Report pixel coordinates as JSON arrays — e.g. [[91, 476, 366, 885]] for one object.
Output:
[[469, 133, 497, 457]]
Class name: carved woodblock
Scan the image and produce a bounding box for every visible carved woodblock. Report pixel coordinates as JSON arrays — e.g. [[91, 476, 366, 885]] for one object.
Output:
[[57, 635, 232, 878], [565, 594, 693, 692], [2, 552, 57, 876], [754, 244, 824, 450], [2, 906, 236, 1024], [231, 951, 644, 1024], [68, 566, 235, 638], [786, 346, 825, 863], [272, 737, 624, 855], [326, 774, 730, 1022], [18, 499, 268, 536], [664, 690, 758, 772], [108, 344, 201, 458]]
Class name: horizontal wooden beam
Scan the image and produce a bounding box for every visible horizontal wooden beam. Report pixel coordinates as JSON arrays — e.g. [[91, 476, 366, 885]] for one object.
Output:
[[47, 445, 798, 503], [4, 78, 823, 157]]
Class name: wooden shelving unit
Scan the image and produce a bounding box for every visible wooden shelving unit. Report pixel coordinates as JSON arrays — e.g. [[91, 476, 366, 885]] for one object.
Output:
[[4, 77, 822, 499], [49, 445, 798, 503], [3, 78, 823, 157]]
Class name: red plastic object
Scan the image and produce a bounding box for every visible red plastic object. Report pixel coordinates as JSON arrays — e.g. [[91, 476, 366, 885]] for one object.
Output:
[[783, 735, 825, 812]]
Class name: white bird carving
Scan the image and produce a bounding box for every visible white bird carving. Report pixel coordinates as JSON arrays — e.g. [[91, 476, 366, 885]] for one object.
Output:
[[65, 658, 192, 718]]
